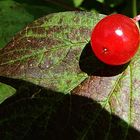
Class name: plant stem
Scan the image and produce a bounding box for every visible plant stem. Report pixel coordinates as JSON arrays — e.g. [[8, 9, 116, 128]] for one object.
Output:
[[132, 0, 137, 17], [133, 15, 140, 22], [132, 0, 139, 27]]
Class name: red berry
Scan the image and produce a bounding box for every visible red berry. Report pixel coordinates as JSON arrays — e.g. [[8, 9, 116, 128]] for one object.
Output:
[[91, 14, 140, 65]]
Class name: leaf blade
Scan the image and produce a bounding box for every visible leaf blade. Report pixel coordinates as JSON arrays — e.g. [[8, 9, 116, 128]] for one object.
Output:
[[0, 11, 105, 93]]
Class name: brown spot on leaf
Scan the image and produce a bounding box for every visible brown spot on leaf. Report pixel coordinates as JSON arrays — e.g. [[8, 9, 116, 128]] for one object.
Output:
[[72, 76, 119, 101]]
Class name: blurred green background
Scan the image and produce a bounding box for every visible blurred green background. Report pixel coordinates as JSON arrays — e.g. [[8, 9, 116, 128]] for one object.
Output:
[[0, 0, 139, 49]]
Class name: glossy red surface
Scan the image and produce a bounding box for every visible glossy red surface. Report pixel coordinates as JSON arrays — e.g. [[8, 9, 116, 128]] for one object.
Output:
[[91, 14, 140, 65]]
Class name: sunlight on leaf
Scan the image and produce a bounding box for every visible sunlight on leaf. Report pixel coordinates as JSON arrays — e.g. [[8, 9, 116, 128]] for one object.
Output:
[[0, 82, 16, 103], [73, 0, 84, 7], [0, 11, 105, 93]]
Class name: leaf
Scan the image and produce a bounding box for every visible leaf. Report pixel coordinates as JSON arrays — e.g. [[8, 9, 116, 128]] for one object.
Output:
[[72, 39, 140, 138], [96, 0, 105, 3], [0, 82, 16, 104], [73, 0, 84, 7], [1, 11, 140, 139], [0, 0, 63, 49], [0, 79, 140, 139], [0, 11, 105, 94]]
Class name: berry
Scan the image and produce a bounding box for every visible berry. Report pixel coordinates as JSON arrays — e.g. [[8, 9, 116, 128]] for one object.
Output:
[[91, 14, 140, 65]]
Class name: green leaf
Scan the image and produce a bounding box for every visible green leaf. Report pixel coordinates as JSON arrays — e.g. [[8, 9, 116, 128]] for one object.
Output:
[[0, 0, 63, 49], [0, 82, 16, 104], [0, 11, 105, 94], [73, 0, 84, 7], [96, 0, 105, 3], [1, 11, 140, 139]]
